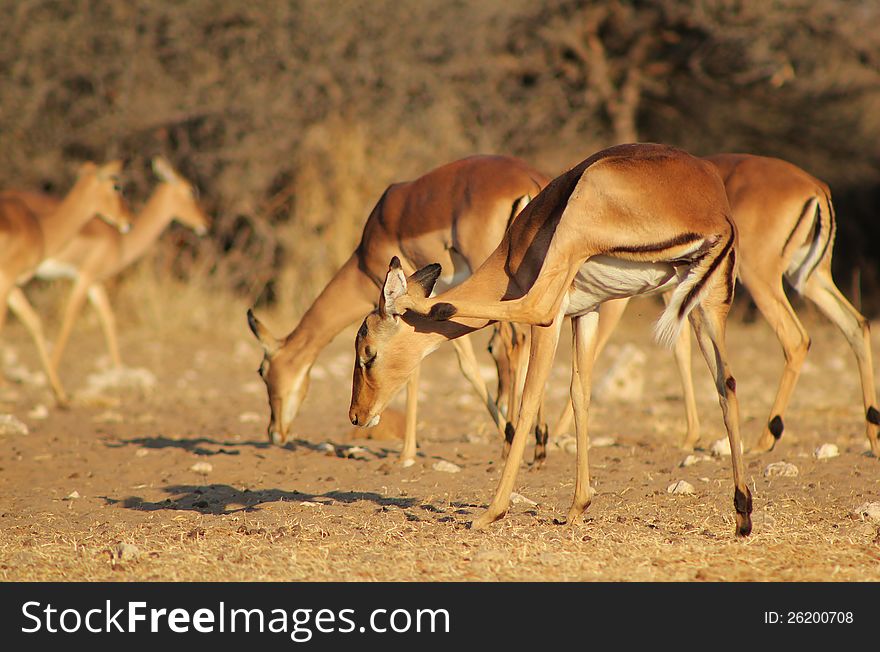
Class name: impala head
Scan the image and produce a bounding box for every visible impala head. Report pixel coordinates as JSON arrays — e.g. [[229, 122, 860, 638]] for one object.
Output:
[[246, 310, 311, 445], [349, 257, 442, 428], [79, 160, 132, 233], [152, 156, 211, 235]]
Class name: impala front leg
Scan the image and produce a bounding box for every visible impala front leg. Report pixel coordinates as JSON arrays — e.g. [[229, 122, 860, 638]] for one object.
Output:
[[400, 365, 420, 465], [472, 307, 565, 530]]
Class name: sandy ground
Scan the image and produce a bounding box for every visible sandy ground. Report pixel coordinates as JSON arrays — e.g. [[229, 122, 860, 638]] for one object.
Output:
[[1, 294, 879, 581]]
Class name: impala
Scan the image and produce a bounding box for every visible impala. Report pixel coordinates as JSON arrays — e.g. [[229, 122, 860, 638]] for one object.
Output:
[[550, 154, 879, 457], [247, 155, 548, 463], [350, 144, 753, 536], [15, 157, 210, 373], [0, 161, 130, 404]]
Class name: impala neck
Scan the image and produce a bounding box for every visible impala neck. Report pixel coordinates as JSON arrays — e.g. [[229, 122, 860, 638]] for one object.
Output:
[[280, 253, 378, 366], [40, 176, 103, 255], [118, 186, 177, 270]]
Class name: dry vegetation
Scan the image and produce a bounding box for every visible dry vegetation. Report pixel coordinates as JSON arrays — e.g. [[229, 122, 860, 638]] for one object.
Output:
[[2, 0, 880, 316]]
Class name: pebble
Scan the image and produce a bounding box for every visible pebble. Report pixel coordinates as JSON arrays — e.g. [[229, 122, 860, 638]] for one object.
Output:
[[510, 492, 538, 507], [432, 460, 461, 473], [764, 461, 799, 477], [814, 443, 839, 459], [64, 490, 80, 500], [667, 480, 695, 495], [238, 412, 261, 423], [709, 437, 742, 457], [27, 404, 49, 420], [316, 442, 336, 454], [189, 461, 213, 475], [680, 454, 711, 467], [0, 414, 29, 436], [135, 449, 149, 457], [591, 435, 616, 448], [852, 502, 880, 524], [115, 542, 140, 561]]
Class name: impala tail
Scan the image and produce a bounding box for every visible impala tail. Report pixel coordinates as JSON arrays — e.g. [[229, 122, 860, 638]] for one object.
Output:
[[654, 224, 736, 348], [785, 191, 835, 294]]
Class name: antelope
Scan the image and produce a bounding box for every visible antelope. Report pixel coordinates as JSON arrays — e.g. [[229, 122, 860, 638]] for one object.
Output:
[[247, 155, 548, 464], [350, 143, 753, 536], [550, 154, 880, 457], [13, 157, 210, 373], [0, 161, 130, 404]]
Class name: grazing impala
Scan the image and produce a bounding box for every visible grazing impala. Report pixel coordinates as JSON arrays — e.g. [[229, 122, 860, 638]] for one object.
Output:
[[247, 155, 548, 463], [350, 144, 753, 536], [550, 154, 880, 457], [16, 157, 210, 373], [0, 161, 130, 404]]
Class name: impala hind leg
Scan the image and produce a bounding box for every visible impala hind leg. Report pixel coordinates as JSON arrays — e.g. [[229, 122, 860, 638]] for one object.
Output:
[[668, 298, 701, 450], [472, 310, 565, 530], [400, 364, 420, 465], [562, 310, 600, 525], [7, 287, 69, 407], [689, 303, 751, 536], [551, 298, 629, 439], [450, 334, 506, 442], [50, 276, 92, 373], [803, 268, 880, 456], [743, 274, 811, 453]]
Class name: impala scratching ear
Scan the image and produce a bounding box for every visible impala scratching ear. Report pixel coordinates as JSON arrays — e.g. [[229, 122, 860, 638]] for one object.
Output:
[[407, 263, 442, 298], [381, 256, 408, 317], [247, 309, 281, 356]]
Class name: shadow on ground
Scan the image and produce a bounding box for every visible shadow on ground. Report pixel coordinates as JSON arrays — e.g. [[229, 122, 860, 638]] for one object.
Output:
[[102, 484, 418, 514]]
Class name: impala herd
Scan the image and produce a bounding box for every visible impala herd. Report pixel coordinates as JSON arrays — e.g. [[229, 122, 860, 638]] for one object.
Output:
[[1, 144, 875, 538]]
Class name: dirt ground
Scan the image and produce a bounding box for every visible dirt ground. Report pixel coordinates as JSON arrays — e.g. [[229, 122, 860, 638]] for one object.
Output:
[[1, 293, 879, 582]]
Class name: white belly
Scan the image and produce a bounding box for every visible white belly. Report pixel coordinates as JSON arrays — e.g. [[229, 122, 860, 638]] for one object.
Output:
[[566, 255, 679, 316], [35, 259, 79, 281]]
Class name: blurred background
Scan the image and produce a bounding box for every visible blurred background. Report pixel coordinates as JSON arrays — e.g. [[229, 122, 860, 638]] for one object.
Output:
[[3, 0, 879, 323]]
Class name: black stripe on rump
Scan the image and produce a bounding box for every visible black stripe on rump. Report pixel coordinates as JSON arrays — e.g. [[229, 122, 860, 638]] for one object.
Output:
[[678, 227, 735, 319], [607, 232, 703, 255], [782, 197, 818, 252]]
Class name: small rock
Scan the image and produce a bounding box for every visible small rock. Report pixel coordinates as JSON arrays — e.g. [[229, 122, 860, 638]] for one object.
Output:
[[510, 492, 538, 507], [709, 437, 742, 457], [591, 435, 616, 448], [27, 404, 49, 420], [0, 414, 29, 436], [64, 490, 81, 500], [189, 461, 213, 475], [764, 461, 799, 477], [115, 542, 139, 561], [432, 460, 461, 473], [667, 480, 695, 495], [238, 412, 261, 423], [343, 445, 370, 460], [464, 432, 488, 444], [680, 454, 711, 467], [814, 443, 839, 459], [554, 435, 577, 455], [852, 502, 880, 524], [316, 442, 336, 455], [135, 449, 149, 458]]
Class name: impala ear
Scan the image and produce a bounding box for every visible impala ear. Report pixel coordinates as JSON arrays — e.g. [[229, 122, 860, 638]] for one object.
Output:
[[407, 263, 442, 298], [381, 256, 408, 318], [247, 309, 281, 356], [98, 160, 123, 178], [152, 156, 179, 183]]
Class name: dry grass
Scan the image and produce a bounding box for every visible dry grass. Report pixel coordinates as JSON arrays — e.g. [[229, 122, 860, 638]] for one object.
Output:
[[1, 288, 878, 582]]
